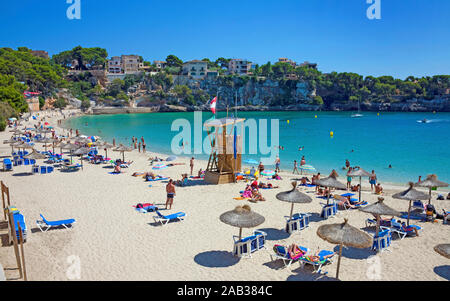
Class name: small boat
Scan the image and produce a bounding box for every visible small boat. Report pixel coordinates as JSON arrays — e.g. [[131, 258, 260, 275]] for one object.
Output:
[[351, 100, 363, 118], [419, 119, 428, 123]]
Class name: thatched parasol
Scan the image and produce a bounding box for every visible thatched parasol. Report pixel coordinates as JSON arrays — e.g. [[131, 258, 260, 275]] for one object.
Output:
[[317, 218, 372, 279], [36, 137, 54, 152], [316, 170, 346, 205], [434, 244, 450, 259], [23, 149, 46, 160], [4, 138, 18, 152], [97, 142, 114, 158], [113, 144, 132, 162], [415, 174, 449, 205], [73, 137, 92, 145], [392, 182, 429, 226], [348, 167, 371, 203], [276, 181, 312, 220], [359, 197, 400, 237], [73, 147, 91, 170], [62, 143, 80, 164], [220, 205, 265, 240]]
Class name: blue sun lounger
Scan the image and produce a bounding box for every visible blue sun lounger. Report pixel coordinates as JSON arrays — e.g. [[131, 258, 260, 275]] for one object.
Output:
[[153, 210, 186, 226], [3, 158, 13, 171], [36, 214, 76, 232], [270, 244, 309, 267]]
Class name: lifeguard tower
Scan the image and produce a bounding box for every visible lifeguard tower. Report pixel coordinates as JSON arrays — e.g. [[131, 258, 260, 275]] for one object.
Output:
[[204, 117, 245, 184]]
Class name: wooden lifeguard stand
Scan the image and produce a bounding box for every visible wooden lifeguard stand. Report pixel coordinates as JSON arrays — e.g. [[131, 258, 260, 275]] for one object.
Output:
[[204, 117, 245, 184]]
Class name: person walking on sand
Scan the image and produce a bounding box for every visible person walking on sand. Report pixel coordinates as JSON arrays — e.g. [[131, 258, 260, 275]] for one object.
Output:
[[293, 160, 299, 174], [165, 179, 176, 210], [275, 156, 281, 173], [138, 141, 141, 153], [142, 141, 146, 153], [113, 138, 116, 147], [369, 170, 377, 191], [190, 157, 195, 175]]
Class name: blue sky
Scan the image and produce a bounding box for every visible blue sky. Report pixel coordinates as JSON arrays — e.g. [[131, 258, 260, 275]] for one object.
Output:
[[0, 0, 449, 79]]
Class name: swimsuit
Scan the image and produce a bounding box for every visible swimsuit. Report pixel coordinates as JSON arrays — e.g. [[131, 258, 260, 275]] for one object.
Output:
[[167, 193, 174, 198]]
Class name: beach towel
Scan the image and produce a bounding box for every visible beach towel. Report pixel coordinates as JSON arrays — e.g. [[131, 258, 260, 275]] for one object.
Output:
[[234, 197, 250, 201], [146, 177, 168, 182]]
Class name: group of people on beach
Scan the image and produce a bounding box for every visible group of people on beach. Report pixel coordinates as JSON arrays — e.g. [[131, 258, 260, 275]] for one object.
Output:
[[131, 136, 146, 153]]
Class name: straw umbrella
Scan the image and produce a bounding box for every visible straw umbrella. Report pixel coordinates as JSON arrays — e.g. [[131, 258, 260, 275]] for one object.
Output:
[[316, 170, 346, 205], [276, 181, 312, 221], [4, 138, 18, 153], [62, 143, 79, 164], [220, 205, 265, 240], [317, 218, 372, 279], [348, 167, 371, 203], [392, 182, 429, 226], [23, 150, 47, 173], [359, 197, 400, 237], [434, 244, 450, 259], [98, 142, 113, 159], [113, 144, 132, 162], [73, 147, 90, 170], [415, 174, 449, 205], [36, 137, 53, 152]]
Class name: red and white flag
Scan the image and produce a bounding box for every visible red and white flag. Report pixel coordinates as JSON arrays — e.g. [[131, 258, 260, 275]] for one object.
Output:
[[209, 96, 217, 114]]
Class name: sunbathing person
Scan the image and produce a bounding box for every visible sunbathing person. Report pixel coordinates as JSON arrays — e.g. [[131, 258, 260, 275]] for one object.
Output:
[[287, 244, 307, 259], [250, 189, 266, 202], [300, 177, 311, 185], [351, 184, 360, 192], [272, 173, 282, 180], [113, 165, 121, 174], [375, 183, 383, 195], [175, 174, 189, 186], [258, 182, 279, 189], [399, 221, 419, 236], [242, 185, 253, 198]]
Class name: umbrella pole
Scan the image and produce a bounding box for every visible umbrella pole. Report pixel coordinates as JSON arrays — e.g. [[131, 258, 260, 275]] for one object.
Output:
[[336, 243, 343, 279], [359, 177, 362, 203], [326, 189, 330, 206], [123, 152, 125, 162], [375, 215, 380, 237], [289, 203, 294, 220], [428, 187, 432, 205], [70, 150, 73, 164], [238, 228, 242, 241], [407, 200, 412, 227]]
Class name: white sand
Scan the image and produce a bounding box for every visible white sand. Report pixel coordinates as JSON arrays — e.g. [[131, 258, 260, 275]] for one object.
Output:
[[0, 110, 449, 281]]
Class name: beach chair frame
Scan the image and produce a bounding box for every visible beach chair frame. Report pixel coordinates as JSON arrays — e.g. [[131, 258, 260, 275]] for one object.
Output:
[[36, 215, 76, 232], [153, 210, 186, 226]]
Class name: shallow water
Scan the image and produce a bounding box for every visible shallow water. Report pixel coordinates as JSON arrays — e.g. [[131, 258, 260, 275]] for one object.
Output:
[[64, 111, 450, 186]]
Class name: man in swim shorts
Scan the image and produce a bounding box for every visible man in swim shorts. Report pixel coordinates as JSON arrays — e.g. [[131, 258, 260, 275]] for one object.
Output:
[[166, 179, 176, 209]]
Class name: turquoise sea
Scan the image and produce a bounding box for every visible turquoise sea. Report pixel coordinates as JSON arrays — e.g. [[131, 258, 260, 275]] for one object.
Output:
[[64, 111, 450, 186]]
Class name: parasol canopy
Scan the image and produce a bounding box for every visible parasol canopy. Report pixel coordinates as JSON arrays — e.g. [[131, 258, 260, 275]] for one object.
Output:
[[276, 181, 312, 220], [166, 155, 177, 162], [113, 144, 132, 161], [316, 170, 346, 204], [359, 197, 400, 237], [392, 182, 429, 226], [415, 174, 449, 205], [317, 218, 373, 279], [220, 205, 265, 240], [316, 170, 346, 189], [434, 244, 450, 259], [23, 150, 46, 160], [348, 167, 372, 203], [261, 170, 275, 177]]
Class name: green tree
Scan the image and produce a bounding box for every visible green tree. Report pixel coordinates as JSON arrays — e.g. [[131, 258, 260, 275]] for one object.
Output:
[[166, 55, 183, 68], [54, 98, 67, 109]]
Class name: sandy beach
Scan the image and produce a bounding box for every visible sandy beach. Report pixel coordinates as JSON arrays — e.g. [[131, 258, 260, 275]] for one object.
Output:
[[0, 109, 449, 281]]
